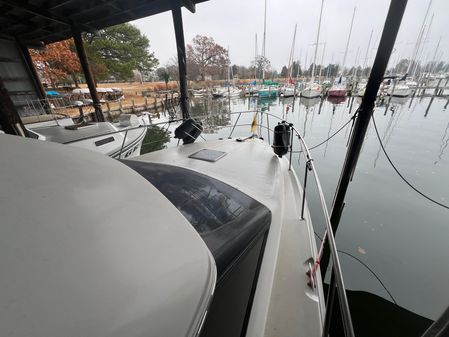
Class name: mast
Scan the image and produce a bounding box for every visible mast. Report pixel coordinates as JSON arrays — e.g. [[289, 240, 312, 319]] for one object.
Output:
[[262, 0, 267, 81], [362, 29, 374, 76], [430, 36, 442, 74], [341, 6, 356, 75], [287, 24, 298, 80], [413, 12, 434, 79], [319, 42, 326, 82], [326, 52, 334, 79], [254, 33, 258, 80], [407, 0, 432, 76], [310, 0, 324, 84]]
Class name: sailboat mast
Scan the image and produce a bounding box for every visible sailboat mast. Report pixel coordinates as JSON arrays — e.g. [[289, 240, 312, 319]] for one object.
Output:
[[288, 24, 298, 80], [407, 0, 432, 76], [341, 7, 356, 74], [254, 33, 258, 80], [430, 36, 442, 74], [412, 12, 434, 79], [363, 29, 374, 74], [262, 0, 267, 81], [319, 42, 326, 82], [311, 0, 324, 84]]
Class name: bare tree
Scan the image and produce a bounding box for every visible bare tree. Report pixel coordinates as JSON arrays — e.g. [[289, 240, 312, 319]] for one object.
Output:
[[186, 35, 229, 81]]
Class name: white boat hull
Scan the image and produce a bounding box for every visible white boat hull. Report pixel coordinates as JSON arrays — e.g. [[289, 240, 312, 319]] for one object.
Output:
[[301, 88, 321, 98]]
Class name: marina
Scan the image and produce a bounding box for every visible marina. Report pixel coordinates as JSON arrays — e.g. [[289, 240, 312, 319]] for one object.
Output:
[[0, 0, 449, 337]]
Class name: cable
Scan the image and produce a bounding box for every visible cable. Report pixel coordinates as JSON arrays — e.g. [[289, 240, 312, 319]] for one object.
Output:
[[293, 113, 357, 153], [314, 232, 398, 305], [372, 114, 449, 211]]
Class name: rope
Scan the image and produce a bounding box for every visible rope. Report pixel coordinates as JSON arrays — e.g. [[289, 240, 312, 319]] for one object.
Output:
[[372, 114, 449, 211], [314, 232, 398, 305], [293, 113, 357, 153]]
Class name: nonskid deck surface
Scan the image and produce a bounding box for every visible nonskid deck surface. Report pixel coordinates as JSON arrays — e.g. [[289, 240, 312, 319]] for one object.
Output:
[[134, 138, 325, 336]]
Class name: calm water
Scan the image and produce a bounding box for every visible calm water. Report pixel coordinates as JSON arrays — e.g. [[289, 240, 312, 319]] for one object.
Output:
[[143, 93, 449, 336]]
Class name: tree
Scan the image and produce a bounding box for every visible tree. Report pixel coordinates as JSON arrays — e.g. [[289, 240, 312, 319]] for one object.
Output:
[[30, 39, 81, 88], [186, 35, 229, 81], [156, 67, 170, 90], [85, 23, 158, 82], [252, 55, 271, 79], [280, 66, 288, 78]]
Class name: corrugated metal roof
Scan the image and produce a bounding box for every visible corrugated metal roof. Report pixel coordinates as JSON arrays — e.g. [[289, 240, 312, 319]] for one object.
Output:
[[0, 0, 208, 45]]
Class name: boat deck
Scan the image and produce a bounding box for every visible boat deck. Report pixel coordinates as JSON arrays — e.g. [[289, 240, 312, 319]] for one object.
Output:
[[28, 122, 117, 143], [133, 138, 325, 337]]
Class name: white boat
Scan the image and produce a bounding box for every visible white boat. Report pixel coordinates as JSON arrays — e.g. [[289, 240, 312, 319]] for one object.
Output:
[[301, 83, 322, 98], [191, 88, 208, 97], [387, 83, 411, 97], [0, 115, 353, 337], [26, 114, 147, 159], [280, 85, 296, 97]]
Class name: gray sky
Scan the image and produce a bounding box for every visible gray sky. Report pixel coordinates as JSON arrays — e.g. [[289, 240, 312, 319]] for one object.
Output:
[[133, 0, 448, 71]]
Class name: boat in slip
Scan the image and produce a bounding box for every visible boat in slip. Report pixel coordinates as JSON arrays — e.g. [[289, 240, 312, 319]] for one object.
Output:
[[0, 115, 353, 337], [301, 83, 322, 98], [26, 113, 148, 159], [327, 85, 347, 97], [387, 83, 411, 97], [258, 86, 278, 98], [327, 76, 348, 97]]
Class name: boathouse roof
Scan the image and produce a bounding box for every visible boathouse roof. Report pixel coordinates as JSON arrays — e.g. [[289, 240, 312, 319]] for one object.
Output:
[[0, 0, 208, 45]]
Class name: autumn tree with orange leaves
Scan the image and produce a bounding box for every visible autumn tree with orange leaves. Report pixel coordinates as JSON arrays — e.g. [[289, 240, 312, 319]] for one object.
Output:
[[30, 39, 81, 88]]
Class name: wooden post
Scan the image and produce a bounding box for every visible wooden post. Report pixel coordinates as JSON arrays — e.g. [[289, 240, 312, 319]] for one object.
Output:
[[72, 27, 104, 122], [132, 98, 136, 113], [154, 97, 157, 111], [144, 97, 148, 110], [172, 5, 189, 119], [0, 77, 28, 136], [119, 100, 123, 113]]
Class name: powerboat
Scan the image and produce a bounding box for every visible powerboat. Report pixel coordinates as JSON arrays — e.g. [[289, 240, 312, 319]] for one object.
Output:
[[0, 115, 352, 337], [387, 83, 411, 97], [26, 113, 148, 159]]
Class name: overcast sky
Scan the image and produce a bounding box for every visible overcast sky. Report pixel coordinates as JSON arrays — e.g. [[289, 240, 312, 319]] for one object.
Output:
[[133, 0, 448, 71]]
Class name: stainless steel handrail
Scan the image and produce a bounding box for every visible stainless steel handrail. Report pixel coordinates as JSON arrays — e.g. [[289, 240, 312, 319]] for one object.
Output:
[[292, 126, 355, 337], [228, 110, 355, 336]]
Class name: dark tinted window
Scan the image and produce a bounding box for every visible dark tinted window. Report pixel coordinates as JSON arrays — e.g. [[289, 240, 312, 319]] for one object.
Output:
[[122, 161, 271, 280]]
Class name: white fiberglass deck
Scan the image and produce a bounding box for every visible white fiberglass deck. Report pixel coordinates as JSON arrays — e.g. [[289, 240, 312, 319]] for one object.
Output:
[[133, 138, 325, 337]]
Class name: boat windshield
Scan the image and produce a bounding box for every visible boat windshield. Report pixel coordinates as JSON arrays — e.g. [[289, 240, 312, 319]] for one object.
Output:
[[122, 160, 271, 281]]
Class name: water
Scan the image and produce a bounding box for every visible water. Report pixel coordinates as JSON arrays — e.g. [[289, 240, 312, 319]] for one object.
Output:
[[142, 94, 449, 336]]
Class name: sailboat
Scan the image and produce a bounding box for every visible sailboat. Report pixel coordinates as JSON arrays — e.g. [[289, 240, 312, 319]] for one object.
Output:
[[280, 24, 298, 98], [328, 7, 356, 97], [301, 0, 324, 99], [258, 0, 278, 99]]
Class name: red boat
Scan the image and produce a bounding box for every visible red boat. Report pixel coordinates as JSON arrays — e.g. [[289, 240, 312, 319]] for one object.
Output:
[[327, 85, 347, 97]]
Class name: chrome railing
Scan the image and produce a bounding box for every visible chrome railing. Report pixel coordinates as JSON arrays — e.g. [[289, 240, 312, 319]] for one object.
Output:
[[227, 110, 355, 337]]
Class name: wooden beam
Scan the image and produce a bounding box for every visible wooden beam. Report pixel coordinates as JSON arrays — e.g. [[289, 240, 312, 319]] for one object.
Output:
[[0, 0, 96, 33], [182, 0, 196, 13], [171, 4, 189, 119], [72, 27, 104, 122]]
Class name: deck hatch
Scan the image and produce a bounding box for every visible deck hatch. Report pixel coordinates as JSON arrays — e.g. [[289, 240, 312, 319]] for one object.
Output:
[[189, 149, 227, 162]]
